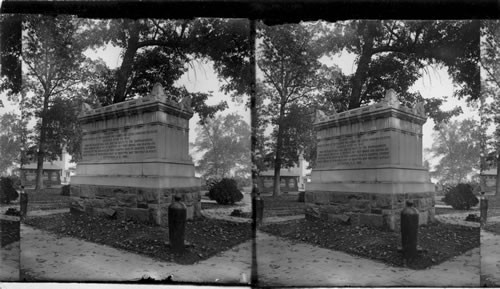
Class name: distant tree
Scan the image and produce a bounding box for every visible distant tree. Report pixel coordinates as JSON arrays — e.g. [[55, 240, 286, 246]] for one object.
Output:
[[427, 119, 482, 185], [0, 112, 28, 175], [253, 84, 272, 176], [257, 23, 331, 196], [193, 113, 251, 180], [35, 97, 82, 163], [480, 20, 500, 195], [14, 15, 88, 190], [265, 103, 315, 169]]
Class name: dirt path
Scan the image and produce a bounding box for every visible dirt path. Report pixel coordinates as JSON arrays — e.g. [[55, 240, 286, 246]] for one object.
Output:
[[20, 225, 251, 283]]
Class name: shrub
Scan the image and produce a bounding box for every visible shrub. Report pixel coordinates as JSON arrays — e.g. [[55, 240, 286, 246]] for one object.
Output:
[[442, 183, 479, 210], [0, 176, 19, 204], [207, 178, 244, 205], [204, 177, 221, 190], [5, 208, 20, 216], [61, 184, 70, 196]]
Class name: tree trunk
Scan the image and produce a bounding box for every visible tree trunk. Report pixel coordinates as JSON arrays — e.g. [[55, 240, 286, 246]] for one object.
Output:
[[349, 51, 372, 109], [348, 22, 376, 109], [35, 92, 50, 191], [272, 105, 286, 197], [496, 153, 500, 197], [113, 21, 140, 103]]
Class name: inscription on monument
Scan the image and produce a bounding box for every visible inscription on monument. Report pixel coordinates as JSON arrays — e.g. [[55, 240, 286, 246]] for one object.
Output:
[[82, 129, 158, 161], [316, 135, 390, 167]]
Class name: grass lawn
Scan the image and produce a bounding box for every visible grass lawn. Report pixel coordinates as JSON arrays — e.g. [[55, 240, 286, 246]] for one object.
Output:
[[201, 202, 242, 210], [261, 194, 304, 208], [485, 222, 500, 235], [434, 207, 477, 215]]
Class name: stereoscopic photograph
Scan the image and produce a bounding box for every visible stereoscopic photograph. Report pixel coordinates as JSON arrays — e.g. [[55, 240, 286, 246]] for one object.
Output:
[[0, 2, 499, 288]]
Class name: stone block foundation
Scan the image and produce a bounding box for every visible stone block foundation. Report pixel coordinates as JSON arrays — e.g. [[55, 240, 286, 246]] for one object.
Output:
[[305, 191, 435, 231], [70, 185, 201, 226]]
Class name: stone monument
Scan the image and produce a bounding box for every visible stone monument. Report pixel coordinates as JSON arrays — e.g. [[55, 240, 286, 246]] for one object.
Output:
[[305, 89, 435, 230], [70, 83, 201, 225]]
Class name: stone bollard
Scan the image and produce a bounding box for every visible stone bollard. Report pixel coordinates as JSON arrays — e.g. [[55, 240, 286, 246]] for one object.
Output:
[[19, 186, 28, 221], [168, 196, 186, 254], [480, 192, 488, 227], [401, 200, 419, 262], [253, 193, 264, 226]]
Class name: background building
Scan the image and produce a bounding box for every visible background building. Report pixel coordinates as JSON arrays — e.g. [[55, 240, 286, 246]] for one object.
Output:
[[18, 147, 74, 187], [480, 168, 497, 193], [258, 154, 310, 193]]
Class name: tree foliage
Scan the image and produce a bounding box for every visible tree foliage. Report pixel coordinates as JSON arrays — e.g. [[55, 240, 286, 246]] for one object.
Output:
[[257, 23, 336, 196], [14, 15, 89, 190], [319, 20, 480, 108], [193, 113, 251, 180], [85, 18, 251, 123], [34, 97, 82, 162], [480, 20, 500, 195], [427, 119, 481, 185], [0, 112, 28, 175]]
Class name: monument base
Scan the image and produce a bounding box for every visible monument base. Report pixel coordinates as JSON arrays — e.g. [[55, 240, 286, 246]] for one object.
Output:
[[70, 180, 201, 226], [304, 189, 435, 231]]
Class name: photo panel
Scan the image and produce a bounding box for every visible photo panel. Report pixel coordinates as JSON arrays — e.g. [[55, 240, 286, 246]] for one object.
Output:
[[479, 19, 500, 287], [0, 1, 498, 287], [254, 19, 482, 287], [1, 14, 253, 284]]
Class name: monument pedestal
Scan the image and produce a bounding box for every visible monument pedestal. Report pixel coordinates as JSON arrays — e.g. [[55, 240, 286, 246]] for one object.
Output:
[[306, 90, 435, 231], [71, 84, 201, 225]]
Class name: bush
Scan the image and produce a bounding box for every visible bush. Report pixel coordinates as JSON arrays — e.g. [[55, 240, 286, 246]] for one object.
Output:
[[442, 183, 479, 210], [207, 178, 244, 205], [0, 176, 19, 204], [61, 184, 71, 196], [5, 208, 20, 216], [204, 177, 221, 190]]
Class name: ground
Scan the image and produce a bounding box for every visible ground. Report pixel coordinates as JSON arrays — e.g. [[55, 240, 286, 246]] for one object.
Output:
[[255, 192, 480, 286], [260, 218, 478, 270], [3, 188, 484, 285], [482, 210, 500, 286], [0, 204, 21, 281], [24, 212, 252, 265]]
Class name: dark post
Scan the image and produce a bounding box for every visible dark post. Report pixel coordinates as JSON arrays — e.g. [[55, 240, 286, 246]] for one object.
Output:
[[480, 192, 488, 227], [19, 186, 28, 220], [168, 196, 186, 254], [401, 200, 419, 262], [252, 184, 264, 226]]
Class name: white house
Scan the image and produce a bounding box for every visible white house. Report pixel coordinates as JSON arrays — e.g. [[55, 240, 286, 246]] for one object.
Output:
[[258, 154, 310, 193]]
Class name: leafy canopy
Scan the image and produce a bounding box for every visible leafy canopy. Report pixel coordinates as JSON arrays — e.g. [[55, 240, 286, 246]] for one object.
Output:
[[193, 113, 251, 180], [426, 118, 481, 185], [85, 18, 251, 123]]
